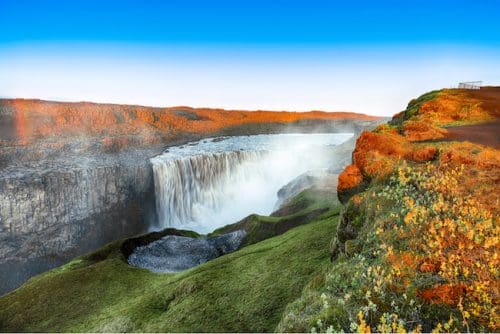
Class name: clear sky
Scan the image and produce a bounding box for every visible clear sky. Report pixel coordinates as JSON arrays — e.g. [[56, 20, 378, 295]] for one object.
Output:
[[1, 0, 499, 116]]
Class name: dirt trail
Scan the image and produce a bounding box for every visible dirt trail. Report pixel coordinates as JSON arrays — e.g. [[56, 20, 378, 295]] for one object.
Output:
[[441, 87, 500, 148], [444, 120, 500, 149]]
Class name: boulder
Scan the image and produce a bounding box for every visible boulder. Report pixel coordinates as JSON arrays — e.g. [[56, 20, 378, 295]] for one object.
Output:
[[127, 230, 246, 273]]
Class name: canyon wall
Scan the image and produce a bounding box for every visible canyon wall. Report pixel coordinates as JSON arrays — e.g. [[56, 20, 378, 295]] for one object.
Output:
[[0, 98, 382, 295], [0, 150, 158, 295]]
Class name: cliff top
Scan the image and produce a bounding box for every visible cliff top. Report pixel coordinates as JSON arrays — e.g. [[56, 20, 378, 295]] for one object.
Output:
[[339, 86, 500, 194], [0, 98, 381, 145], [331, 85, 499, 331]]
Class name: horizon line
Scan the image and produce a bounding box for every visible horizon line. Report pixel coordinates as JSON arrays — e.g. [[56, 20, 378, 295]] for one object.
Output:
[[0, 96, 386, 118]]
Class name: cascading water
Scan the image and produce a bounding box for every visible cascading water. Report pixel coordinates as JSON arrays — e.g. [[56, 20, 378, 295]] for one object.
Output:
[[151, 133, 353, 233], [152, 150, 266, 228]]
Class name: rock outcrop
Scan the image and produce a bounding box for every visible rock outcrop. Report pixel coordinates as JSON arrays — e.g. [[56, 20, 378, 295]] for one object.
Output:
[[128, 230, 246, 273]]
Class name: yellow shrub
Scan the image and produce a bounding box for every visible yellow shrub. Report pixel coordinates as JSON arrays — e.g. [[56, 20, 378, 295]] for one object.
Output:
[[377, 164, 499, 330]]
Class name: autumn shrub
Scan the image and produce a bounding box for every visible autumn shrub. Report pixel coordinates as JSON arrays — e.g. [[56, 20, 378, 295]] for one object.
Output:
[[375, 163, 499, 331], [402, 121, 447, 142], [285, 162, 498, 333], [416, 92, 494, 126], [338, 164, 364, 192]]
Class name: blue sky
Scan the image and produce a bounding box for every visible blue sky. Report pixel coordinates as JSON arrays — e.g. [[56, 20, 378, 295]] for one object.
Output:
[[1, 0, 499, 115]]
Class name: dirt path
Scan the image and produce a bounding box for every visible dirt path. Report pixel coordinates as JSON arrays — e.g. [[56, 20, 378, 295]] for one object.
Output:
[[444, 120, 500, 149], [463, 87, 500, 118]]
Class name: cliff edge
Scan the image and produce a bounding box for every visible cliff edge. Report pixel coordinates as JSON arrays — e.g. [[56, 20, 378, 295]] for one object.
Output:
[[279, 86, 499, 332]]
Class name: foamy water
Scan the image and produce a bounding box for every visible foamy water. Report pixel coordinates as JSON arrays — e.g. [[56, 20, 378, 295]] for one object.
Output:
[[151, 133, 352, 233]]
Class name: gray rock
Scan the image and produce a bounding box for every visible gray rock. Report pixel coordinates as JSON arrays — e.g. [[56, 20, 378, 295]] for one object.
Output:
[[273, 134, 368, 211], [0, 148, 161, 295], [128, 230, 246, 272], [274, 170, 334, 210]]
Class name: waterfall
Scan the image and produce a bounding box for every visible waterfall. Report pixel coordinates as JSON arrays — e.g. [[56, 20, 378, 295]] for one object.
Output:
[[152, 150, 267, 230], [150, 134, 354, 233]]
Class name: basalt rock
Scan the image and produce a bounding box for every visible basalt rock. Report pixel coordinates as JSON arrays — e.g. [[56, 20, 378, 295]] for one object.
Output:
[[0, 149, 159, 295], [274, 170, 338, 212], [128, 230, 246, 272]]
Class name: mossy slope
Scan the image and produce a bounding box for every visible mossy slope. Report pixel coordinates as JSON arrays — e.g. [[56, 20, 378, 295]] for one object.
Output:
[[211, 189, 340, 247], [0, 191, 340, 333]]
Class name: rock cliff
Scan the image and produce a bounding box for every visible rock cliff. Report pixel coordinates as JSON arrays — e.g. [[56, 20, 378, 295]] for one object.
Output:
[[0, 149, 158, 295]]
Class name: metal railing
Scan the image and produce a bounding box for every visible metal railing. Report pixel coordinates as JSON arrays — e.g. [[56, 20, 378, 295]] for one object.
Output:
[[458, 81, 482, 89]]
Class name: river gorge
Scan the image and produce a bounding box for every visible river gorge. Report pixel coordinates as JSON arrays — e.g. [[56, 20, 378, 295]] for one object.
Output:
[[0, 98, 381, 295]]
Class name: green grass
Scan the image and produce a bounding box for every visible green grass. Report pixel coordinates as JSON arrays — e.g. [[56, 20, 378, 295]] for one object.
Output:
[[389, 89, 441, 127], [0, 201, 340, 332], [211, 189, 340, 247]]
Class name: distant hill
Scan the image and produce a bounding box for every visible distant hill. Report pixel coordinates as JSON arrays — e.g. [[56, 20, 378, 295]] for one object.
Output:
[[0, 98, 381, 146]]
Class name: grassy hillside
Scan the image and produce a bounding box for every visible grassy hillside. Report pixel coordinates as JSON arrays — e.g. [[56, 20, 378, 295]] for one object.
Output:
[[0, 191, 340, 332], [279, 87, 500, 333], [210, 189, 339, 247]]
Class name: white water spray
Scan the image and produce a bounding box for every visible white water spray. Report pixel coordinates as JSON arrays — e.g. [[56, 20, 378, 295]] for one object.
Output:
[[151, 133, 352, 233]]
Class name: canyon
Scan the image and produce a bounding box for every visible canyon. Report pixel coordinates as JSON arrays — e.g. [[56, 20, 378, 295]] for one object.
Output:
[[0, 98, 381, 295], [0, 88, 497, 332]]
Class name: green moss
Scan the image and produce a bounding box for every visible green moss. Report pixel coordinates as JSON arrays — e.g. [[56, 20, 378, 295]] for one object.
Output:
[[330, 197, 368, 259], [274, 188, 337, 215], [211, 189, 340, 247], [389, 90, 441, 127], [0, 204, 341, 332], [344, 239, 360, 256], [277, 257, 362, 332]]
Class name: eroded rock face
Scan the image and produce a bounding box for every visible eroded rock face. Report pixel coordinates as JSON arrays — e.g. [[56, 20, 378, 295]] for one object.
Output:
[[274, 136, 363, 210], [128, 230, 246, 272], [0, 149, 159, 295]]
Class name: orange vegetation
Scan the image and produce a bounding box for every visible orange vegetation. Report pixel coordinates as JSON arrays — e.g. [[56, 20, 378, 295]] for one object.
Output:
[[386, 251, 418, 274], [418, 259, 441, 273], [402, 120, 447, 142], [341, 87, 500, 330], [337, 164, 363, 192], [338, 128, 437, 190], [338, 87, 500, 196], [416, 89, 497, 126], [2, 99, 380, 146], [371, 164, 499, 329], [419, 284, 467, 305]]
